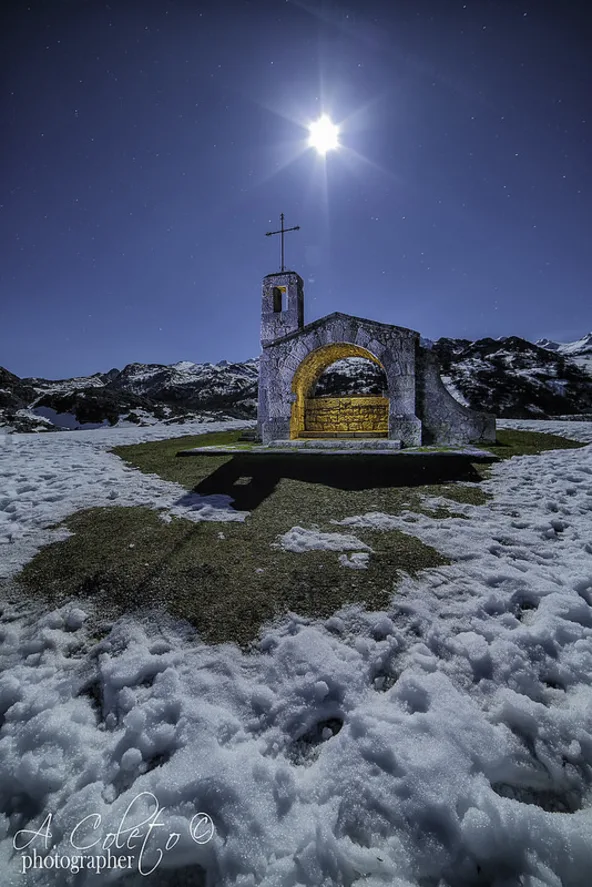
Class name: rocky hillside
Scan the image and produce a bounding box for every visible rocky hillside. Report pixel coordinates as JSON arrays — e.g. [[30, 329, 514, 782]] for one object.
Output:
[[1, 360, 258, 433], [107, 360, 259, 412], [430, 335, 592, 418], [314, 357, 387, 397], [0, 367, 37, 414], [536, 332, 592, 376], [1, 333, 591, 432]]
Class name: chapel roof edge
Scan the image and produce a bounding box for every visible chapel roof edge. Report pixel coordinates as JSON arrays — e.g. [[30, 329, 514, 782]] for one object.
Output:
[[262, 311, 420, 348]]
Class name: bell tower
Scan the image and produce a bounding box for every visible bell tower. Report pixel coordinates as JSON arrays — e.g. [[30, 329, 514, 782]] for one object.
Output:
[[261, 213, 303, 345], [260, 271, 304, 346]]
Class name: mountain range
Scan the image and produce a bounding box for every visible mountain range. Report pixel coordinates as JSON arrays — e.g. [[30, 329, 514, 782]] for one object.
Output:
[[1, 333, 591, 433], [534, 332, 592, 374]]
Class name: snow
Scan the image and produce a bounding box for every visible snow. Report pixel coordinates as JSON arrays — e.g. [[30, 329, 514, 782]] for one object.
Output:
[[554, 332, 592, 357], [172, 360, 200, 372], [338, 551, 371, 569], [497, 418, 592, 443], [16, 409, 54, 427], [570, 353, 592, 376], [0, 419, 592, 885], [536, 338, 561, 351], [28, 375, 107, 395], [273, 526, 372, 559], [118, 359, 259, 393], [272, 526, 373, 568], [0, 420, 252, 579], [537, 333, 592, 376]]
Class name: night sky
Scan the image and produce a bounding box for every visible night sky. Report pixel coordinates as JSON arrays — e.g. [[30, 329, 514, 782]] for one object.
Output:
[[1, 0, 590, 379]]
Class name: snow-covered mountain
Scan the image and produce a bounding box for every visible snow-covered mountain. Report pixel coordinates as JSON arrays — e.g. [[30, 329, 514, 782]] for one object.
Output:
[[536, 332, 592, 375], [314, 357, 387, 397], [26, 368, 120, 394], [109, 359, 259, 411], [314, 336, 592, 418], [1, 333, 591, 432], [1, 360, 259, 433], [434, 335, 592, 418]]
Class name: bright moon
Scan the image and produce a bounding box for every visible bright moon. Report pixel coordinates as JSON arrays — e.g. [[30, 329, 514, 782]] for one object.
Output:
[[308, 115, 340, 154]]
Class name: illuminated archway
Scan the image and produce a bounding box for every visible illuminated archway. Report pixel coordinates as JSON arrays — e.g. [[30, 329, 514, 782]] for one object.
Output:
[[290, 343, 389, 438]]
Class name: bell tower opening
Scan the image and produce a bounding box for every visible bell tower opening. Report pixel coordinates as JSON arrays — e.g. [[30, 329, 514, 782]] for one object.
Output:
[[272, 286, 285, 313]]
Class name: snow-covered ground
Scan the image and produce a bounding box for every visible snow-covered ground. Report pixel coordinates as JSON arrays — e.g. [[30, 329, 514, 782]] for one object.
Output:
[[0, 419, 591, 885], [0, 420, 252, 579], [497, 417, 592, 442]]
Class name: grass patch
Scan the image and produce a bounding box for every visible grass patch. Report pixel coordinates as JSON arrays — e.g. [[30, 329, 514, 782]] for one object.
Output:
[[18, 427, 585, 646], [487, 428, 585, 460], [19, 504, 446, 647], [111, 430, 247, 487]]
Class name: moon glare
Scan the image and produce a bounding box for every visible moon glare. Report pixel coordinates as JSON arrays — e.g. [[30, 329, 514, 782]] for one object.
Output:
[[308, 115, 340, 154]]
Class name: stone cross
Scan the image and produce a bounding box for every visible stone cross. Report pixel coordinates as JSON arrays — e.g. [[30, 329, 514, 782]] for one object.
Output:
[[265, 213, 300, 272]]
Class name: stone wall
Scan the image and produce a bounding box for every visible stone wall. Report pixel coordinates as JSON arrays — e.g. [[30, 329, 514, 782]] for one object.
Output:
[[258, 304, 496, 447], [304, 396, 388, 434], [416, 348, 496, 444], [258, 311, 421, 444]]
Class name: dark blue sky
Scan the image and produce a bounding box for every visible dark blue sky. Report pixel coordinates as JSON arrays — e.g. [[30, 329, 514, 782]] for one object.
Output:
[[1, 0, 590, 379]]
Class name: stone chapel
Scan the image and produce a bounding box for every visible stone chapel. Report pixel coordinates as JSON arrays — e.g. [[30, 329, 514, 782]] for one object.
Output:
[[257, 270, 495, 447]]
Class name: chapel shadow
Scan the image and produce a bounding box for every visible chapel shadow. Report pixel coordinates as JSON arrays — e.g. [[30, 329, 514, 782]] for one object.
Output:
[[186, 451, 493, 512]]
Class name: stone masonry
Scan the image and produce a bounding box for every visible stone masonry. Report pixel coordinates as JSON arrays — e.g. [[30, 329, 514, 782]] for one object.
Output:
[[304, 396, 388, 435], [257, 270, 496, 447]]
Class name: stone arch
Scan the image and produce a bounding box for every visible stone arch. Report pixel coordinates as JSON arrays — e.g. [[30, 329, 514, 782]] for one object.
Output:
[[290, 342, 389, 439]]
